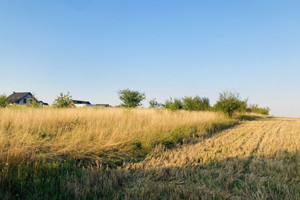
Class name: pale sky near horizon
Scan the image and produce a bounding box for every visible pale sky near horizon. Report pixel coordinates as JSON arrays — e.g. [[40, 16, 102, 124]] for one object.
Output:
[[1, 0, 300, 117]]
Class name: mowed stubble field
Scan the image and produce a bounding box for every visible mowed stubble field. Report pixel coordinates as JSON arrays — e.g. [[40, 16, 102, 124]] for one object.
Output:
[[0, 108, 299, 199], [125, 117, 300, 199]]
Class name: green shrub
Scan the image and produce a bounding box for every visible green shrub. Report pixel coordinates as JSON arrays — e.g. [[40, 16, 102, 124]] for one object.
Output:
[[164, 98, 183, 110], [247, 104, 270, 115], [53, 92, 74, 108], [182, 96, 210, 111], [0, 94, 10, 108], [118, 89, 146, 108], [214, 91, 247, 117]]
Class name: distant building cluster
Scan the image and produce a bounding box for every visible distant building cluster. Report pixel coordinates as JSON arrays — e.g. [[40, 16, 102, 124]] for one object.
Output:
[[72, 100, 110, 107], [7, 91, 110, 107]]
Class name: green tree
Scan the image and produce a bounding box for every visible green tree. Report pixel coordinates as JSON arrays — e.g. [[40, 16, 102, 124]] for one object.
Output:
[[149, 98, 164, 108], [214, 91, 247, 117], [0, 94, 10, 108], [28, 94, 41, 108], [118, 89, 146, 108], [164, 98, 183, 110], [53, 92, 74, 108], [182, 96, 210, 111]]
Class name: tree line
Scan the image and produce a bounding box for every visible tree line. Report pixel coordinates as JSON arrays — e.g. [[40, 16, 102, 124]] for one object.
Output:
[[0, 89, 270, 117], [117, 89, 270, 117]]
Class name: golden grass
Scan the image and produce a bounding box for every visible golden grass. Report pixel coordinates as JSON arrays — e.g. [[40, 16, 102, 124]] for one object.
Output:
[[1, 107, 299, 199], [0, 107, 233, 164]]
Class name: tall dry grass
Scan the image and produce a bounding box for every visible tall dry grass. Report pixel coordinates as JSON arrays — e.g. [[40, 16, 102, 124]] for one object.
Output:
[[0, 107, 234, 164], [1, 107, 299, 199]]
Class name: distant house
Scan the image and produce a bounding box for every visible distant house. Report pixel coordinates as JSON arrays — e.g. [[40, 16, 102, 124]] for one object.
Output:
[[72, 100, 92, 107], [7, 92, 33, 105], [95, 104, 110, 107], [7, 92, 48, 106]]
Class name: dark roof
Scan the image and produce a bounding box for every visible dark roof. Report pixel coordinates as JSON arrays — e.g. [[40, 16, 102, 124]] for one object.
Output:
[[95, 104, 110, 107], [38, 101, 49, 106], [7, 92, 32, 103], [72, 100, 91, 105]]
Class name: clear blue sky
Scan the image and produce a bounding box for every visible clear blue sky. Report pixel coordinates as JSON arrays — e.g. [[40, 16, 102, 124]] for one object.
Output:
[[1, 0, 300, 117]]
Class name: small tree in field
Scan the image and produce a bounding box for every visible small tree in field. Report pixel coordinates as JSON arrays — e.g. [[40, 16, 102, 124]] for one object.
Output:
[[0, 94, 10, 108], [53, 92, 74, 108], [118, 89, 146, 108], [214, 91, 247, 117]]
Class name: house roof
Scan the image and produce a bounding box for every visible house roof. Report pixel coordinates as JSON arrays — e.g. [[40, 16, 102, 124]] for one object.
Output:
[[38, 101, 49, 106], [72, 100, 91, 105], [7, 92, 32, 103], [95, 104, 110, 107]]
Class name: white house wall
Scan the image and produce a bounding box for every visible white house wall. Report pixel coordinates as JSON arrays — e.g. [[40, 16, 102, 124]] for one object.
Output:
[[74, 104, 92, 107], [18, 94, 32, 105]]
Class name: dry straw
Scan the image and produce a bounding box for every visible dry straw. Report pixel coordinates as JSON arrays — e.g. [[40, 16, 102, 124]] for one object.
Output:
[[0, 107, 232, 164]]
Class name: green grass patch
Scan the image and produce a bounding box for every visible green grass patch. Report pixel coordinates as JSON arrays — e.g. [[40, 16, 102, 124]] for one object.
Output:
[[0, 159, 82, 200]]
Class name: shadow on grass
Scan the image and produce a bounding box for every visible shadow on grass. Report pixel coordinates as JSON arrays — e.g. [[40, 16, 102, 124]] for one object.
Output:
[[234, 114, 272, 121], [1, 151, 299, 200], [59, 119, 240, 168], [124, 151, 300, 200]]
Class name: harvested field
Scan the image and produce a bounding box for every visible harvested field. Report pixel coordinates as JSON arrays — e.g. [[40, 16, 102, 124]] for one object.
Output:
[[122, 117, 300, 199]]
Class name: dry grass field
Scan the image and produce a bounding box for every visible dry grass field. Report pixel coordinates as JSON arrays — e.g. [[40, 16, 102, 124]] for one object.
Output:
[[0, 107, 234, 165], [0, 108, 299, 199]]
